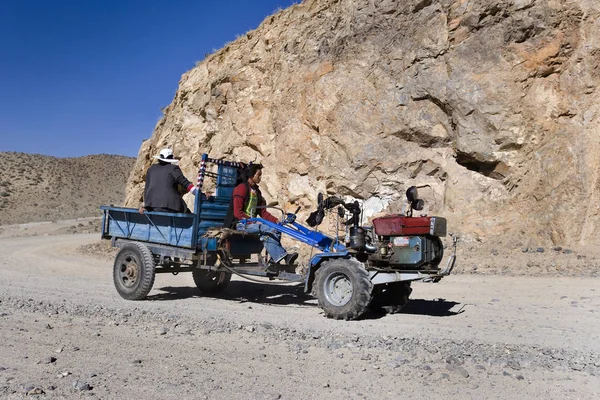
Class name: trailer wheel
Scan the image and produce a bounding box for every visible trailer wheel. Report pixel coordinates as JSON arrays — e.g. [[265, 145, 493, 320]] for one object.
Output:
[[113, 243, 156, 300], [314, 258, 373, 320], [192, 269, 232, 295], [370, 281, 412, 314]]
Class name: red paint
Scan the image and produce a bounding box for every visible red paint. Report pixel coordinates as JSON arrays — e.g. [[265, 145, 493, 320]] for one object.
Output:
[[372, 215, 431, 236]]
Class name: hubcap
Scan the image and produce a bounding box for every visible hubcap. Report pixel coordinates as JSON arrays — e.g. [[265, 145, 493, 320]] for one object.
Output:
[[324, 273, 353, 307], [118, 255, 139, 288]]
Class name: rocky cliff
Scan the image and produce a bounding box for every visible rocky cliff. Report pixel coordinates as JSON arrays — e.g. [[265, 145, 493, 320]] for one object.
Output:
[[125, 0, 600, 250]]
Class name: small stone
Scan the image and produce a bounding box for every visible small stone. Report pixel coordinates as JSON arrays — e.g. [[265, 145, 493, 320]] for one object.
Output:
[[43, 356, 57, 364], [563, 249, 573, 254], [491, 299, 500, 302], [27, 387, 45, 395], [72, 380, 92, 391], [570, 363, 584, 371], [507, 360, 521, 370], [445, 355, 463, 365], [503, 371, 512, 377], [54, 348, 62, 354], [516, 375, 525, 380], [536, 247, 544, 253], [439, 373, 450, 380], [46, 385, 56, 391], [132, 359, 142, 365], [156, 327, 168, 335], [475, 364, 486, 371], [245, 326, 255, 333]]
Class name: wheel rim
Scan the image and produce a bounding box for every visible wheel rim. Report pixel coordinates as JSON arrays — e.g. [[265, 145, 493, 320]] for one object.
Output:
[[323, 272, 353, 307], [118, 255, 139, 288]]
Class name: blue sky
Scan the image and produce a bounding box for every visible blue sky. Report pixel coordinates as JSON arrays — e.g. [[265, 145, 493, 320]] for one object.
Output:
[[0, 0, 297, 158]]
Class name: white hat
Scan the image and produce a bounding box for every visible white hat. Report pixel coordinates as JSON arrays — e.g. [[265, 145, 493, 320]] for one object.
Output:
[[153, 148, 179, 164]]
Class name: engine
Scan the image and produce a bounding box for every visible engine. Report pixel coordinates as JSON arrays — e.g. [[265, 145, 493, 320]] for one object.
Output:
[[307, 186, 447, 271]]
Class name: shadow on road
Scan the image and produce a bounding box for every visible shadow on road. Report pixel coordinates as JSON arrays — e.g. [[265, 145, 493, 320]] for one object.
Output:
[[402, 298, 464, 317], [148, 284, 463, 319], [148, 281, 315, 307]]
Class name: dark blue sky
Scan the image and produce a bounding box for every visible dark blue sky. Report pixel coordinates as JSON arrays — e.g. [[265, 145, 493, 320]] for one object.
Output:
[[0, 0, 297, 157]]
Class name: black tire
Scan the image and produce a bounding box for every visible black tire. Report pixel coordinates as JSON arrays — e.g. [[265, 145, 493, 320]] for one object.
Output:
[[314, 258, 373, 320], [370, 281, 412, 314], [192, 269, 232, 295], [113, 243, 156, 300]]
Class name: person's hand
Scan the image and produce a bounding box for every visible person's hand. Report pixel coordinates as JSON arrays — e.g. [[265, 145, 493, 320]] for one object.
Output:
[[190, 186, 199, 196], [138, 206, 146, 214]]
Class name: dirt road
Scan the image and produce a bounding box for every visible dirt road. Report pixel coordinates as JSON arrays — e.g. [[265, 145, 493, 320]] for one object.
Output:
[[0, 231, 599, 399]]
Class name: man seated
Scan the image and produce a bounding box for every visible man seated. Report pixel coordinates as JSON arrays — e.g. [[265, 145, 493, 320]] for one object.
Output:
[[139, 148, 199, 214], [229, 164, 298, 274]]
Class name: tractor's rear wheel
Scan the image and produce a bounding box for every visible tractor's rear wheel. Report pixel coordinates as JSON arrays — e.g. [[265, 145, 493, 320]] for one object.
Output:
[[113, 243, 156, 300], [370, 281, 412, 314], [192, 269, 232, 295], [314, 258, 373, 320]]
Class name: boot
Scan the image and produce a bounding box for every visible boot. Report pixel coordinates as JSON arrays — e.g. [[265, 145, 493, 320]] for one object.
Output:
[[265, 261, 281, 275], [284, 252, 298, 266]]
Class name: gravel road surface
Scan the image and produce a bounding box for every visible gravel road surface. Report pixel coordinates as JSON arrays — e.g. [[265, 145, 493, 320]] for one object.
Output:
[[0, 232, 598, 399]]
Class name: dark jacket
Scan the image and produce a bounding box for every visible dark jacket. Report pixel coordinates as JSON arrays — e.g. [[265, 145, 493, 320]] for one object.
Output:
[[143, 163, 194, 213], [224, 182, 278, 227]]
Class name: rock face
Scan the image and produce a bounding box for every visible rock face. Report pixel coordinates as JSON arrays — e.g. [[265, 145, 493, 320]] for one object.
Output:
[[125, 0, 600, 249]]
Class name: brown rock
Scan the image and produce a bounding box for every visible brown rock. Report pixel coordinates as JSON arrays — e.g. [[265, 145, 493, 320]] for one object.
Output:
[[122, 0, 600, 249]]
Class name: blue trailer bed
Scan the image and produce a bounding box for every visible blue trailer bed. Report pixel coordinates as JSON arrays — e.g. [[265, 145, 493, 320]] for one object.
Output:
[[101, 154, 243, 253]]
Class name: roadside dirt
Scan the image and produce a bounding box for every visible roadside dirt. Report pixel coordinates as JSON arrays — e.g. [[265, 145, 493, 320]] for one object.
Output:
[[0, 222, 599, 399]]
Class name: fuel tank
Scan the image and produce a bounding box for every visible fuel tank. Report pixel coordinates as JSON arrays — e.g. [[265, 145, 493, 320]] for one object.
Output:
[[372, 215, 447, 237]]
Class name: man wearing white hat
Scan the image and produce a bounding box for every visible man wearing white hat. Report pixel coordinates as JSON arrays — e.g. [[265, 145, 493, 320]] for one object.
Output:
[[139, 148, 199, 213]]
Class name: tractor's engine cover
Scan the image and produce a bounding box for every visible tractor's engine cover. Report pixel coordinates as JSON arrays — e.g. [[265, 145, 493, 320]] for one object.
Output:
[[370, 235, 444, 270], [372, 215, 447, 237]]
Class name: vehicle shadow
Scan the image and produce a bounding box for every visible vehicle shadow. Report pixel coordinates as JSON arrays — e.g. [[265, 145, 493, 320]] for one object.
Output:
[[400, 298, 463, 317], [148, 281, 315, 307], [148, 285, 462, 319], [361, 298, 463, 320]]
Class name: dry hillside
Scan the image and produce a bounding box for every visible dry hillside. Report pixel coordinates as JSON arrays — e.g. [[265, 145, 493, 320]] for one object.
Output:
[[0, 152, 135, 225]]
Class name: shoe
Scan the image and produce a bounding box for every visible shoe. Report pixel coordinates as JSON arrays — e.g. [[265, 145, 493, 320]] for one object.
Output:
[[284, 252, 298, 266], [265, 262, 281, 275]]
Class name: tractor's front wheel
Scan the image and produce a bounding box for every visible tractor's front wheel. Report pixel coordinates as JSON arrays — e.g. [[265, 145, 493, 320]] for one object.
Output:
[[113, 243, 156, 300], [314, 258, 373, 320]]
